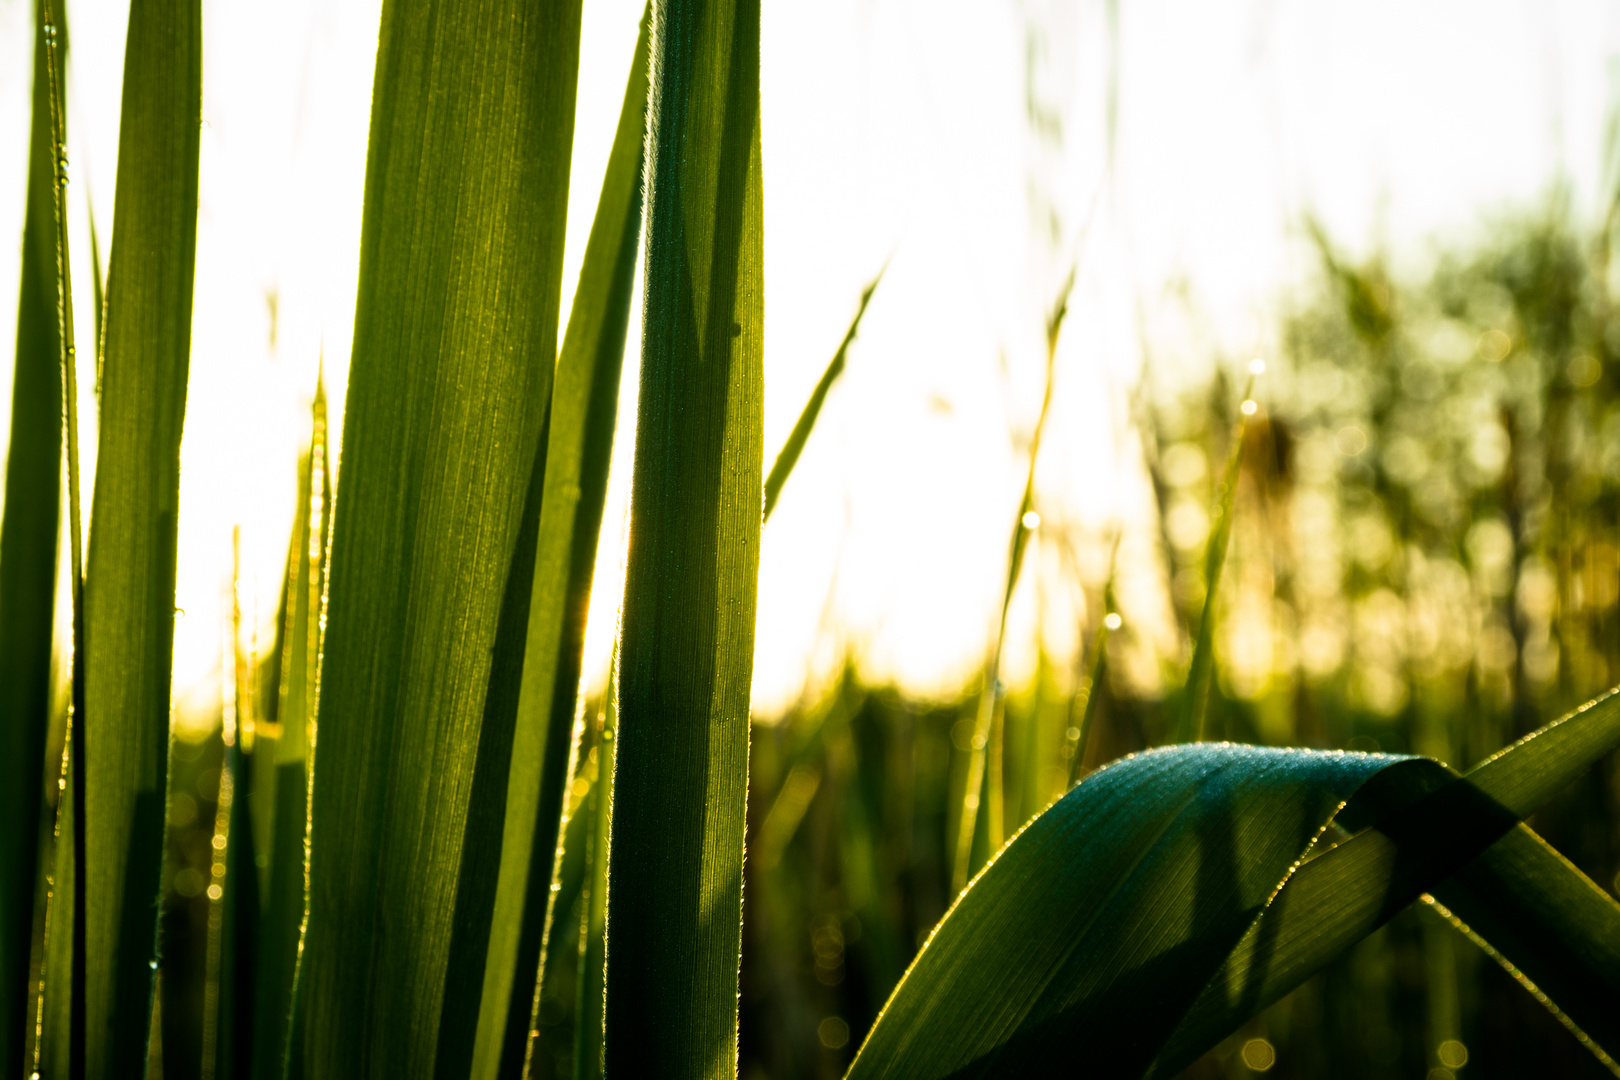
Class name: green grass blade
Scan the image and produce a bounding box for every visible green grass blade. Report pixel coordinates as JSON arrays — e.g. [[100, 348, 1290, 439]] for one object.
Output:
[[0, 1, 66, 1063], [953, 273, 1071, 894], [1180, 369, 1259, 743], [468, 14, 650, 1076], [761, 264, 885, 522], [250, 386, 328, 1080], [1150, 689, 1620, 1075], [602, 0, 765, 1073], [571, 689, 615, 1080], [848, 744, 1418, 1079], [295, 0, 582, 1071], [80, 0, 202, 1070], [1427, 827, 1620, 1071]]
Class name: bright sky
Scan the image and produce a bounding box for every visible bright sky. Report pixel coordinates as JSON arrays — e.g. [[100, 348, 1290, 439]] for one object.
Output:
[[1, 0, 1618, 728]]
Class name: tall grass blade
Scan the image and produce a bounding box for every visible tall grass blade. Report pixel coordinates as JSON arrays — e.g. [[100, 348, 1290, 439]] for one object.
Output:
[[952, 272, 1071, 894], [295, 0, 582, 1071], [74, 0, 201, 1072], [468, 14, 649, 1076], [602, 0, 765, 1072], [761, 264, 885, 522], [1179, 364, 1260, 743], [1, 2, 66, 1063], [570, 687, 615, 1080], [249, 384, 328, 1080]]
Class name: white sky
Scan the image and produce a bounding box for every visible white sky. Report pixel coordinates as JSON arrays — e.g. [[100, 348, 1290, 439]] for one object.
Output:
[[1, 0, 1618, 728]]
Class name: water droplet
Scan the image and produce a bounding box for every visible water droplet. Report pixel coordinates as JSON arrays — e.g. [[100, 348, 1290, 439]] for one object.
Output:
[[148, 959, 158, 970], [1104, 612, 1122, 631], [1249, 357, 1265, 375], [1021, 510, 1040, 531], [1240, 399, 1257, 416]]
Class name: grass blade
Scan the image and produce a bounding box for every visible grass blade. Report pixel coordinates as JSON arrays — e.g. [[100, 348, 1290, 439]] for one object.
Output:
[[1179, 363, 1261, 743], [0, 1, 66, 1064], [249, 385, 328, 1080], [571, 685, 615, 1080], [602, 0, 765, 1072], [79, 0, 201, 1071], [295, 0, 582, 1071], [468, 14, 650, 1076], [761, 264, 885, 522], [952, 272, 1071, 894]]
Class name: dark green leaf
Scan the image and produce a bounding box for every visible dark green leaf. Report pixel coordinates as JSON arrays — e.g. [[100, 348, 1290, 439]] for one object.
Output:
[[848, 744, 1417, 1080], [467, 13, 649, 1075], [0, 0, 65, 1064], [80, 0, 201, 1071], [602, 0, 765, 1072]]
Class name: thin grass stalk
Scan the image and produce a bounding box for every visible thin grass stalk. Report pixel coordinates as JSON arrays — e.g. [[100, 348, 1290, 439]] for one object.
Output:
[[762, 264, 886, 522], [77, 0, 202, 1068], [468, 15, 649, 1076], [1067, 538, 1120, 787], [1181, 362, 1262, 743], [1, 1, 67, 1064], [952, 273, 1072, 895], [250, 384, 327, 1080], [569, 672, 615, 1080], [295, 0, 582, 1069], [602, 0, 765, 1072], [29, 2, 91, 1076]]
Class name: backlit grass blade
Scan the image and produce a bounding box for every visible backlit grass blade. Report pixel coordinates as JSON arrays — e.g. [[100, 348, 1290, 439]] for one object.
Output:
[[0, 1, 65, 1063], [571, 686, 615, 1080], [79, 0, 201, 1071], [295, 0, 582, 1072], [761, 264, 885, 522], [953, 272, 1071, 894], [1179, 363, 1261, 743], [1149, 689, 1620, 1076], [468, 14, 649, 1076], [602, 0, 765, 1073], [250, 385, 328, 1080]]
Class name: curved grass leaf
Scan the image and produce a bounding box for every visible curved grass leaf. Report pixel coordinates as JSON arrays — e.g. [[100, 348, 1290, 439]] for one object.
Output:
[[295, 0, 582, 1072], [761, 264, 884, 522], [466, 14, 650, 1077], [849, 744, 1419, 1079], [851, 686, 1620, 1080], [602, 0, 765, 1073], [1150, 688, 1620, 1076], [80, 0, 202, 1071], [0, 1, 65, 1063]]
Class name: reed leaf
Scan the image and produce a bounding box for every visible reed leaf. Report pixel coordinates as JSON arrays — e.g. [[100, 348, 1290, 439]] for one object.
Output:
[[295, 0, 582, 1070], [77, 0, 201, 1071], [468, 13, 649, 1076], [850, 687, 1620, 1079], [0, 1, 65, 1063], [602, 0, 764, 1073]]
